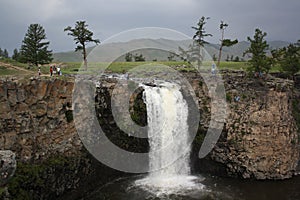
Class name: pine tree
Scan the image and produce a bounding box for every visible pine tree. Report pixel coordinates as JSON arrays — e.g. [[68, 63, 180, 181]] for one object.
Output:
[[244, 28, 270, 73], [212, 54, 217, 61], [125, 53, 133, 62], [225, 55, 230, 62], [134, 53, 145, 62], [20, 24, 53, 66], [3, 49, 9, 58], [191, 16, 212, 67], [12, 49, 20, 61], [279, 44, 300, 77], [64, 21, 100, 71], [234, 56, 240, 62]]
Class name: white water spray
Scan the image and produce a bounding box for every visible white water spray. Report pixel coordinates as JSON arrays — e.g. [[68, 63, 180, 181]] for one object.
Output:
[[135, 83, 205, 196]]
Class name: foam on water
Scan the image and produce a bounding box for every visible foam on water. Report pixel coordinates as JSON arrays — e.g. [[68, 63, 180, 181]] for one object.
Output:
[[135, 175, 206, 196]]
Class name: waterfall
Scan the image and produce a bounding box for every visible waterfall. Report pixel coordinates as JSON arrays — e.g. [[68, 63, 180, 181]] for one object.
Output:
[[134, 83, 204, 196], [143, 83, 190, 176]]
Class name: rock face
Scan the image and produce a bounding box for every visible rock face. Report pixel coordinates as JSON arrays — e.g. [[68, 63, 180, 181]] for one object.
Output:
[[0, 150, 16, 186], [0, 78, 80, 161], [0, 77, 124, 200], [190, 71, 300, 180], [0, 73, 299, 199], [93, 73, 300, 180]]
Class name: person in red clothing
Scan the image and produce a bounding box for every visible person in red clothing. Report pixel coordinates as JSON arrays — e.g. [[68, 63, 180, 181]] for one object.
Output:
[[50, 66, 53, 76]]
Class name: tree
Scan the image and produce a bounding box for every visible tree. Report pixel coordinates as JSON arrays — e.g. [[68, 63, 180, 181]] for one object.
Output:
[[225, 55, 230, 62], [20, 24, 53, 66], [64, 21, 100, 71], [243, 28, 270, 73], [0, 48, 9, 58], [191, 16, 212, 67], [12, 49, 20, 61], [192, 16, 212, 47], [278, 44, 300, 77], [3, 49, 9, 58], [234, 56, 240, 62], [212, 54, 217, 61], [125, 53, 133, 62], [217, 21, 238, 67], [134, 53, 145, 62]]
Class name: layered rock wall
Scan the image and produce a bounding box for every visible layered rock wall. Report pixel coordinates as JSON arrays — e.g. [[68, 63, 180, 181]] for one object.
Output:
[[0, 78, 80, 161], [190, 71, 300, 179]]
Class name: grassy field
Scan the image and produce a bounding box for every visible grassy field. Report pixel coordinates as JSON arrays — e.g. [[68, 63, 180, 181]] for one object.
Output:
[[59, 61, 193, 74], [0, 65, 19, 75], [59, 61, 250, 74], [0, 58, 290, 76]]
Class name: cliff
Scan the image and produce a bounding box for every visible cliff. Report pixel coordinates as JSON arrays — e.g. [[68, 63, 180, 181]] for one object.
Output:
[[0, 78, 79, 160], [0, 72, 299, 198], [0, 77, 123, 200], [191, 71, 299, 180]]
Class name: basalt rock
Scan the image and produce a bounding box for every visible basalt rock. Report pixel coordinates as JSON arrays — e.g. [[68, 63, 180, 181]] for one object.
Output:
[[0, 73, 299, 200], [190, 71, 300, 180]]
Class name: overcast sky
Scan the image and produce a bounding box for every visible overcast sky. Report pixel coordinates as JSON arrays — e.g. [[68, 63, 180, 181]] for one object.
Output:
[[0, 0, 299, 54]]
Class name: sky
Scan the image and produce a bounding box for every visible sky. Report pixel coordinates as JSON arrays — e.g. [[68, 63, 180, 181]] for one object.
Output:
[[0, 0, 300, 54]]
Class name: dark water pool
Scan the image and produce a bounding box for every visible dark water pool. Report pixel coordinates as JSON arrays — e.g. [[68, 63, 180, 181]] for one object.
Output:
[[82, 174, 300, 200]]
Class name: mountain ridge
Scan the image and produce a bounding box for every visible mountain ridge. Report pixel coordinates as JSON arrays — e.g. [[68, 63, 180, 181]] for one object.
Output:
[[53, 39, 291, 62]]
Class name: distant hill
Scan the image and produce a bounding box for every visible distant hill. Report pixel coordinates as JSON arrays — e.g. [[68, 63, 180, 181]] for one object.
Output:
[[53, 39, 290, 62]]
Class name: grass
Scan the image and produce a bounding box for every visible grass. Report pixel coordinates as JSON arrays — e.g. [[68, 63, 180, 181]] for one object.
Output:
[[60, 61, 215, 75], [218, 61, 248, 71], [60, 61, 192, 74], [0, 58, 298, 76], [0, 58, 27, 68], [49, 61, 293, 75], [0, 65, 19, 75]]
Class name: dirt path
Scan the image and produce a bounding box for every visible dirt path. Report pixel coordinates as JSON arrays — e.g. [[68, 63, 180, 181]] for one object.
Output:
[[0, 62, 34, 74]]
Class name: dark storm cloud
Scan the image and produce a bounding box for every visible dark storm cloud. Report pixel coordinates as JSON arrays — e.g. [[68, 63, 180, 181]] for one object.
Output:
[[197, 0, 300, 43], [0, 0, 299, 54]]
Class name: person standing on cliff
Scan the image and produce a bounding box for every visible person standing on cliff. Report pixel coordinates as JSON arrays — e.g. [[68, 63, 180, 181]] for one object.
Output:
[[38, 67, 41, 76], [211, 63, 216, 77], [53, 65, 57, 76], [50, 66, 53, 76], [57, 66, 61, 76]]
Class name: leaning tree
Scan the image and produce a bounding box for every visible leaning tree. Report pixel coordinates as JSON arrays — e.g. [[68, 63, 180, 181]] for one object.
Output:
[[20, 24, 53, 66], [217, 21, 238, 67], [64, 21, 100, 71]]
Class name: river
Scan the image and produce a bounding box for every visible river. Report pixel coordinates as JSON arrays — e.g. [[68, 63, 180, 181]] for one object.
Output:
[[82, 174, 300, 200]]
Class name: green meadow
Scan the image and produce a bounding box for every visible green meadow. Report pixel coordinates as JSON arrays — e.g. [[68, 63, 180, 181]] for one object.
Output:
[[0, 58, 287, 76]]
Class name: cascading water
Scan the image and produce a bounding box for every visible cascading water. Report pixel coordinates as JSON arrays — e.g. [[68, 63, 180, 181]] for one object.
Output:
[[144, 83, 190, 175], [135, 82, 205, 196]]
